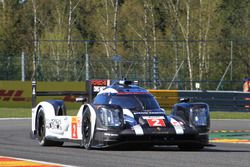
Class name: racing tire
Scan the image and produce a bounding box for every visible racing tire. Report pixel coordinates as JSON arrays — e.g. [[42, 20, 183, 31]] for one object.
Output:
[[37, 108, 64, 146], [178, 144, 204, 151], [29, 130, 36, 139], [81, 108, 93, 150]]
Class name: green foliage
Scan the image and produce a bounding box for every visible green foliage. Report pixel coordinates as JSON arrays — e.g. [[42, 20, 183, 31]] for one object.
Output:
[[218, 0, 250, 82], [0, 0, 249, 90]]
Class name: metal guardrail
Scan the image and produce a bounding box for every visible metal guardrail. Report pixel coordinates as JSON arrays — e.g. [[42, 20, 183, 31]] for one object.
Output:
[[30, 78, 250, 112], [149, 90, 250, 112]]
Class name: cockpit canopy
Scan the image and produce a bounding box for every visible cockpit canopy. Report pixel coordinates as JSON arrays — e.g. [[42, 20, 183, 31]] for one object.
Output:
[[93, 93, 160, 110]]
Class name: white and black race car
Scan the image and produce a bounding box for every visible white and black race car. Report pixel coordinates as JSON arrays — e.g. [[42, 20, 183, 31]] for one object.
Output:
[[31, 80, 210, 150]]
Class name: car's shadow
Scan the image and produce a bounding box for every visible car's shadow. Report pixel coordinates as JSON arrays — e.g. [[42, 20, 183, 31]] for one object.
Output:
[[61, 143, 250, 153]]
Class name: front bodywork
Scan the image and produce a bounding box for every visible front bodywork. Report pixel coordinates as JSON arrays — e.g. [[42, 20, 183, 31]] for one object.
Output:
[[91, 103, 209, 148]]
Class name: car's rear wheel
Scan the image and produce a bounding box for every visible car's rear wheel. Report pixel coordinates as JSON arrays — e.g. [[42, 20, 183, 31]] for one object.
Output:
[[37, 108, 63, 146], [82, 108, 92, 150]]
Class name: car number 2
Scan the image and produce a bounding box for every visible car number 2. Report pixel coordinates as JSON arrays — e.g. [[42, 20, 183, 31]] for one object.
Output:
[[71, 117, 78, 139], [147, 119, 166, 127]]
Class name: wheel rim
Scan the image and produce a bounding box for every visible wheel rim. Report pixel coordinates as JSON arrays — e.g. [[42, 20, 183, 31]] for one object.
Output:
[[83, 116, 90, 139], [38, 116, 45, 142]]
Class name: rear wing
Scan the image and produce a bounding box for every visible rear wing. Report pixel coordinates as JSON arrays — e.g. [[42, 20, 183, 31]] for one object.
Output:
[[31, 80, 112, 108]]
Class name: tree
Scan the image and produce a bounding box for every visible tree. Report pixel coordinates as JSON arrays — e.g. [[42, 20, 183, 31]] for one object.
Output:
[[219, 0, 250, 79], [164, 0, 194, 89], [0, 0, 33, 80], [84, 0, 125, 79]]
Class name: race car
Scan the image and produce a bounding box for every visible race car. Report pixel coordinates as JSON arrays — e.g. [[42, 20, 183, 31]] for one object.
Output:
[[31, 80, 210, 150]]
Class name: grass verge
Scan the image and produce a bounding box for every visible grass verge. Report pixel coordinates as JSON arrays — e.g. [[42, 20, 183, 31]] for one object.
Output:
[[210, 111, 250, 119], [0, 108, 250, 119]]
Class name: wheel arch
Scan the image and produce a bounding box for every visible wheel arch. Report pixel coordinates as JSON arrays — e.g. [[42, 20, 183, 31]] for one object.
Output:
[[33, 101, 57, 135]]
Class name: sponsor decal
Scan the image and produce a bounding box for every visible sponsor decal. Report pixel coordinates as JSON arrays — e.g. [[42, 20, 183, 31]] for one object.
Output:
[[0, 81, 86, 108], [134, 111, 164, 115], [170, 118, 184, 134], [91, 80, 108, 86], [143, 116, 166, 127], [71, 117, 78, 139], [93, 86, 106, 92], [0, 89, 30, 102], [91, 80, 110, 93], [0, 89, 79, 103], [46, 119, 62, 130]]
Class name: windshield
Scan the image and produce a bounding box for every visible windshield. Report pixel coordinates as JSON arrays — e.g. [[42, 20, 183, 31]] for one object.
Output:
[[109, 94, 160, 110]]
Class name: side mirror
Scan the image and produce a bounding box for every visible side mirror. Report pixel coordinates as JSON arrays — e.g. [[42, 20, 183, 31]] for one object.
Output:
[[75, 96, 87, 103]]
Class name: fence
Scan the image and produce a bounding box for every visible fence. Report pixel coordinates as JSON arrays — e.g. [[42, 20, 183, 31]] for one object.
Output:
[[0, 39, 250, 90]]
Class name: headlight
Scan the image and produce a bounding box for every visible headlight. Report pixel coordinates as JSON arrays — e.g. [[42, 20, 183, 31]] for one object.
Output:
[[190, 104, 209, 127], [98, 106, 122, 127]]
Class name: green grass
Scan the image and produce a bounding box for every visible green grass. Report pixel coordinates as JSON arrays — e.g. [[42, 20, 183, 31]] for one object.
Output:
[[0, 108, 31, 118], [0, 108, 250, 119], [210, 112, 250, 119]]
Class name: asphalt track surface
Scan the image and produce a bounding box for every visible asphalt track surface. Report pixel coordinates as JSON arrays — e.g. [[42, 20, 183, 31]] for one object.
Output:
[[0, 119, 249, 167]]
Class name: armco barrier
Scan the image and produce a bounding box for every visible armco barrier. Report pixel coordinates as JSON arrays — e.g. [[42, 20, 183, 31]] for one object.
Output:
[[1, 81, 250, 111], [149, 90, 250, 112], [148, 90, 179, 108]]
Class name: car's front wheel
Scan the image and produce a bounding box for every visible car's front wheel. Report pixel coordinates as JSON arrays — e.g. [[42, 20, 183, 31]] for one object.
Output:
[[81, 108, 93, 150]]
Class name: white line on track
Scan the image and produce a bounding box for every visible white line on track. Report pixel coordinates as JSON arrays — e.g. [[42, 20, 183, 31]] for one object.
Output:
[[0, 117, 31, 120]]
